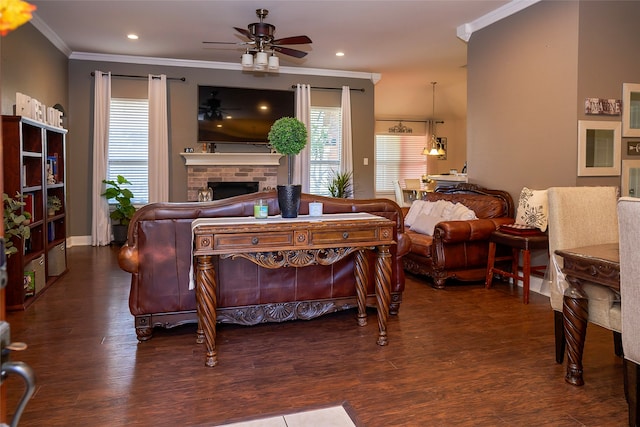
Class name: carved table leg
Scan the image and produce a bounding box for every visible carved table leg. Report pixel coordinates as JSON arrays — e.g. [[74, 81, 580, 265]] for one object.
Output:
[[563, 276, 589, 386], [353, 249, 370, 327], [196, 254, 218, 367], [375, 244, 392, 346]]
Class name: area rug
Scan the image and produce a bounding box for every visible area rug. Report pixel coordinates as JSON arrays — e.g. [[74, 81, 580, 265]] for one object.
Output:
[[212, 402, 361, 427]]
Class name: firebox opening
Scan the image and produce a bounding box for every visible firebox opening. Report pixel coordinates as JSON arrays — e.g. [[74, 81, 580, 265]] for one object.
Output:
[[208, 181, 259, 200]]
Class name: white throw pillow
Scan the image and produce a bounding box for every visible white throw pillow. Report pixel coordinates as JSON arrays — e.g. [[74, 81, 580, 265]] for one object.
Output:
[[410, 213, 442, 236], [515, 187, 549, 231], [404, 200, 426, 227], [428, 200, 450, 218], [449, 203, 478, 220]]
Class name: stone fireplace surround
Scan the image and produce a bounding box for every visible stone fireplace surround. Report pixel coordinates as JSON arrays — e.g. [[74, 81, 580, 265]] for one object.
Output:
[[181, 153, 283, 201]]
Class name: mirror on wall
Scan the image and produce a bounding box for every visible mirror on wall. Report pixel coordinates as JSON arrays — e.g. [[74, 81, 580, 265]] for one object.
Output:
[[577, 120, 621, 176], [623, 83, 640, 137]]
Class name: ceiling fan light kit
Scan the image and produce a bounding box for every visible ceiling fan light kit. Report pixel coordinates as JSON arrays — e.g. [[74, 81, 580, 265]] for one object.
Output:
[[205, 8, 312, 74], [268, 54, 279, 70]]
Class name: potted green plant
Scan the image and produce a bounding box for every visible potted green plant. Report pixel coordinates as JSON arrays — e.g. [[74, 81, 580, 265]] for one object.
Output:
[[102, 175, 136, 244], [268, 117, 308, 218], [327, 170, 353, 198], [47, 195, 62, 216], [3, 192, 31, 257]]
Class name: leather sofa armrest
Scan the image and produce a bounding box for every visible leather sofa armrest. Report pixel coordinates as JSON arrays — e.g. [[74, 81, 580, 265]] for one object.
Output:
[[118, 243, 139, 273], [434, 217, 514, 243], [397, 233, 411, 257]]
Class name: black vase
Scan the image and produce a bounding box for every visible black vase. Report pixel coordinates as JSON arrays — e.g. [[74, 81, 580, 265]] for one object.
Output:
[[277, 184, 302, 218]]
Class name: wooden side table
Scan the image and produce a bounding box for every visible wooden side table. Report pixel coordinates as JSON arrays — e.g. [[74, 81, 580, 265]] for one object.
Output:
[[485, 228, 549, 304]]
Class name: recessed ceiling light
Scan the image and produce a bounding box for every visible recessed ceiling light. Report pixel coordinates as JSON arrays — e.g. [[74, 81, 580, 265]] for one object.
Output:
[[259, 105, 268, 111], [127, 34, 139, 40], [336, 52, 345, 57]]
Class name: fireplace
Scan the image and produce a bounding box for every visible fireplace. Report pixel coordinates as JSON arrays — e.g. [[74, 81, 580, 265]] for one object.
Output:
[[209, 181, 259, 200], [181, 152, 282, 201]]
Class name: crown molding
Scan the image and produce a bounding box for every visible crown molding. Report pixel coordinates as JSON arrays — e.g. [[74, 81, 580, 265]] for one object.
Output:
[[68, 51, 382, 83], [30, 15, 72, 56], [456, 0, 541, 42]]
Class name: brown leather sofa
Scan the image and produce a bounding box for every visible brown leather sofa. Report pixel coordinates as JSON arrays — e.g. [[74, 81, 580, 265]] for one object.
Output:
[[118, 191, 410, 341], [403, 183, 514, 289]]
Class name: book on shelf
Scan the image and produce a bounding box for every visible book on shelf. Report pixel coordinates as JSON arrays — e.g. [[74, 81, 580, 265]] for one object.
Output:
[[48, 221, 55, 242], [23, 193, 34, 219], [23, 236, 31, 254]]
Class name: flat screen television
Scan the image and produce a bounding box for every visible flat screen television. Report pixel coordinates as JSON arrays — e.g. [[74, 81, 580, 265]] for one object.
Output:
[[198, 86, 295, 144]]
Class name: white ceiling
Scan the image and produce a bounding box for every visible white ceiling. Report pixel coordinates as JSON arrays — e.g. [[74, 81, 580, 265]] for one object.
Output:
[[29, 0, 515, 119]]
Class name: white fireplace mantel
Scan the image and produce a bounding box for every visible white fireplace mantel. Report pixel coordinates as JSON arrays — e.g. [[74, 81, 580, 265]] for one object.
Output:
[[180, 152, 284, 166]]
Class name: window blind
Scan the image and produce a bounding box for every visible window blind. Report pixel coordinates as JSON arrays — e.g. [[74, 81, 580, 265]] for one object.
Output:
[[108, 98, 149, 204], [375, 134, 427, 192], [309, 106, 342, 196]]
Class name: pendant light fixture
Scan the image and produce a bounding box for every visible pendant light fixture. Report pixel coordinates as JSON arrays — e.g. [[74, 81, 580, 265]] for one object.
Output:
[[424, 81, 446, 156]]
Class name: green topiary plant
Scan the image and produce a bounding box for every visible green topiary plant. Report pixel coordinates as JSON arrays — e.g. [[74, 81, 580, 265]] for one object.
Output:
[[268, 117, 308, 185], [327, 170, 353, 198], [3, 192, 31, 257], [102, 175, 136, 226]]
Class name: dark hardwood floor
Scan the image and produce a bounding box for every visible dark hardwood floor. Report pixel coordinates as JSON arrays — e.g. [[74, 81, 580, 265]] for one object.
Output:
[[5, 246, 628, 426]]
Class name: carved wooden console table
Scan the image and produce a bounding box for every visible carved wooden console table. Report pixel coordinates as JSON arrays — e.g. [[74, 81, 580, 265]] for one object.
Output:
[[555, 243, 619, 386], [192, 213, 396, 367]]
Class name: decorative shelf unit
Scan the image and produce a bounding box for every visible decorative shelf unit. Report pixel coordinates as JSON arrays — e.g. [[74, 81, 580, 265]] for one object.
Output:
[[2, 115, 68, 310]]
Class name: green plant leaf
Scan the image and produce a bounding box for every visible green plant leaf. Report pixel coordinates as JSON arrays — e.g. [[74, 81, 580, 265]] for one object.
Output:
[[267, 117, 308, 156], [101, 175, 137, 226]]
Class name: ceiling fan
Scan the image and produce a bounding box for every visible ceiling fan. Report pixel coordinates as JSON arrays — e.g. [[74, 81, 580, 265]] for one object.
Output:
[[203, 8, 312, 59]]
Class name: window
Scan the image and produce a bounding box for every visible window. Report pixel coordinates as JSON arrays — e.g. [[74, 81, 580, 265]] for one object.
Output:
[[108, 98, 149, 204], [309, 106, 342, 196], [375, 134, 427, 193]]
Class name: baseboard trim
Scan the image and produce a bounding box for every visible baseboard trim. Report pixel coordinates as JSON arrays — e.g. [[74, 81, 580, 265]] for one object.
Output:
[[67, 235, 92, 247]]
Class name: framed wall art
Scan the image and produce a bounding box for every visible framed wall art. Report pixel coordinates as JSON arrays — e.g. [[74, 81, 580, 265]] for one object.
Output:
[[623, 83, 640, 137], [577, 120, 621, 176], [585, 98, 621, 115], [622, 159, 640, 198]]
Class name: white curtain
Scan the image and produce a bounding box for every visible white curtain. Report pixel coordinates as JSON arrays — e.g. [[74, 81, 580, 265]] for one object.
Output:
[[148, 74, 169, 202], [341, 86, 354, 197], [91, 71, 112, 246], [294, 84, 311, 192]]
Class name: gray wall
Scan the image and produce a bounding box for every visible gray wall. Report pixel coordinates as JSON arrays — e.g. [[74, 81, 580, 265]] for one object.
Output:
[[1, 22, 375, 240], [68, 61, 374, 238], [468, 0, 640, 203], [467, 0, 579, 201], [1, 24, 68, 116]]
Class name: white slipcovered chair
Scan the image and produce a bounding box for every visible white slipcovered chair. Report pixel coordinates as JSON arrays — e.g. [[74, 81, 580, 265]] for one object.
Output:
[[617, 197, 640, 427], [393, 180, 411, 207], [547, 187, 622, 365]]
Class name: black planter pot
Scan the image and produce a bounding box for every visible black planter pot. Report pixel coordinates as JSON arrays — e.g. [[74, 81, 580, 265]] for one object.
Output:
[[112, 224, 128, 246], [277, 184, 302, 218]]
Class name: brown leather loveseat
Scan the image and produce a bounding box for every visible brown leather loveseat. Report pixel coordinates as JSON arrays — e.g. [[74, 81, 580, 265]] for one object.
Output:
[[403, 183, 514, 289], [118, 191, 410, 341]]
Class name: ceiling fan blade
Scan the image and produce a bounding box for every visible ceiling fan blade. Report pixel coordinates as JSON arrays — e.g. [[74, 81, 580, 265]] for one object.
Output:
[[234, 26, 253, 39], [272, 46, 308, 58], [272, 35, 312, 45]]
